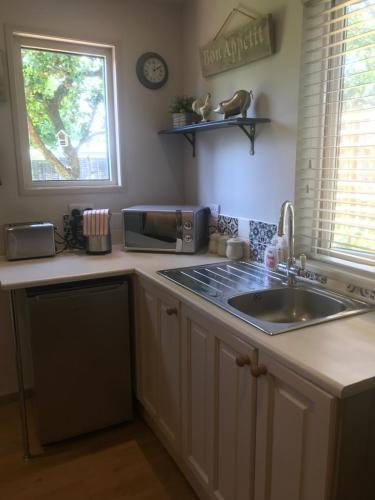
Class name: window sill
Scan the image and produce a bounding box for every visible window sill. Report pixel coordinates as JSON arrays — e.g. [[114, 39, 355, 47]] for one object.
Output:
[[19, 184, 125, 196]]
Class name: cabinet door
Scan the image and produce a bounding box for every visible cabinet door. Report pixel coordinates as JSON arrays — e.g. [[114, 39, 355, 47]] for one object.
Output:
[[158, 295, 180, 451], [181, 304, 257, 500], [137, 283, 159, 420], [254, 352, 336, 500], [181, 306, 214, 490], [212, 331, 257, 500], [136, 279, 181, 452]]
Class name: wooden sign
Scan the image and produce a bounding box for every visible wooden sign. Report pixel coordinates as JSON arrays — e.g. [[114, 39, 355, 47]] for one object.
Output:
[[200, 14, 274, 78]]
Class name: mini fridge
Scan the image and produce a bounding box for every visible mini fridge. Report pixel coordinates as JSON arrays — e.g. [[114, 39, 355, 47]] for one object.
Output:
[[20, 276, 133, 445]]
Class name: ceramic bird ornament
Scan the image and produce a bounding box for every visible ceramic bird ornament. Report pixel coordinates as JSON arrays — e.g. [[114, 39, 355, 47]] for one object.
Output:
[[192, 93, 212, 122], [214, 90, 254, 119]]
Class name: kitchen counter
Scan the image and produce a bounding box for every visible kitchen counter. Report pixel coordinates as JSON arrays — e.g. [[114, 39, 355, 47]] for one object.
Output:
[[1, 245, 374, 399]]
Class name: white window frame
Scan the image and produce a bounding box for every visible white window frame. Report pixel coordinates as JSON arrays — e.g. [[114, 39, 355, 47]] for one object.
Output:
[[295, 0, 375, 278], [6, 28, 122, 194]]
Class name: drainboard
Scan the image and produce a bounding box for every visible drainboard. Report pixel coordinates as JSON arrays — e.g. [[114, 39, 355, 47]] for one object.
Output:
[[158, 261, 372, 335]]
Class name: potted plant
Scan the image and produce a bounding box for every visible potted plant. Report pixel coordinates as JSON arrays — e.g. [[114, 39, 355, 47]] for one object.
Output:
[[169, 95, 200, 127]]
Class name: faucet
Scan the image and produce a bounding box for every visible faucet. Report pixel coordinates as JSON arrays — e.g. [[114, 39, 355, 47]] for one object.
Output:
[[277, 201, 306, 286]]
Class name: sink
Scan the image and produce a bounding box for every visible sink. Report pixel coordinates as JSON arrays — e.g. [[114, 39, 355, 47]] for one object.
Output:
[[158, 261, 373, 335], [227, 287, 347, 324]]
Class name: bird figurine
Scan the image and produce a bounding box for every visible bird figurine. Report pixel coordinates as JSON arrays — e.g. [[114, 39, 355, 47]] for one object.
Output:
[[192, 93, 212, 122], [214, 90, 253, 120]]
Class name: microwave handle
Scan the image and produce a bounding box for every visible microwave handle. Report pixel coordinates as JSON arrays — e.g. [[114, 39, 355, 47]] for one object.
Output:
[[176, 210, 183, 252]]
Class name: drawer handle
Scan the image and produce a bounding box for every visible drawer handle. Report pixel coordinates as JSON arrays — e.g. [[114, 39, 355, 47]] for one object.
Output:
[[236, 355, 251, 367], [251, 365, 268, 378], [236, 356, 268, 378], [166, 307, 178, 316]]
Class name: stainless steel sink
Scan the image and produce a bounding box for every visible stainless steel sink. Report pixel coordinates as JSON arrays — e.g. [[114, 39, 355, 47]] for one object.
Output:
[[158, 261, 373, 335], [228, 287, 346, 324]]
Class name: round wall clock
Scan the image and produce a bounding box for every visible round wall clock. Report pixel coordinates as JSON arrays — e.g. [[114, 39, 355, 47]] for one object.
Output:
[[136, 52, 168, 90]]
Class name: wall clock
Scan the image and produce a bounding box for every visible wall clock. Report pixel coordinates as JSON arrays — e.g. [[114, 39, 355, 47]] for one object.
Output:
[[136, 52, 168, 90]]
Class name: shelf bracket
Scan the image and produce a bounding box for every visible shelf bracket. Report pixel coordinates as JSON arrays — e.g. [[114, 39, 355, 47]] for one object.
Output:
[[238, 123, 256, 155], [182, 132, 196, 157]]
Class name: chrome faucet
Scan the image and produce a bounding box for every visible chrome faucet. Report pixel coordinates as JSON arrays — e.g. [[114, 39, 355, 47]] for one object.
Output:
[[277, 201, 306, 286]]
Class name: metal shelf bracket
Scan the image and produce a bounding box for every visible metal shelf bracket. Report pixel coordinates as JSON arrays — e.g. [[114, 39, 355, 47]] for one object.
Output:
[[238, 123, 256, 155], [183, 132, 196, 157]]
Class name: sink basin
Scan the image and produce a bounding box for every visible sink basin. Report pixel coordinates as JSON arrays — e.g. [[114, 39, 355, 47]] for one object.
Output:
[[227, 287, 347, 324], [158, 261, 372, 335]]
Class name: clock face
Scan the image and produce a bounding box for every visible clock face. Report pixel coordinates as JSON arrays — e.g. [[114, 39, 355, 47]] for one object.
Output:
[[136, 52, 168, 90]]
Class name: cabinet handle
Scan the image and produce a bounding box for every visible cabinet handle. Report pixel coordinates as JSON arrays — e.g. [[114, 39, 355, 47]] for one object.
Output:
[[236, 355, 251, 367], [251, 364, 268, 378], [166, 307, 178, 316], [236, 356, 267, 378]]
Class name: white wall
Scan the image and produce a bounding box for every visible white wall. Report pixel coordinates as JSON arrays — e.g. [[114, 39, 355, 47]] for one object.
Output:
[[0, 0, 304, 398], [0, 0, 185, 397], [0, 0, 185, 252], [182, 0, 302, 224]]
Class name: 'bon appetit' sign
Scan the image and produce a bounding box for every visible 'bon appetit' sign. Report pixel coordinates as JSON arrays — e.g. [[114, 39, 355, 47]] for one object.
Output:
[[200, 14, 274, 78]]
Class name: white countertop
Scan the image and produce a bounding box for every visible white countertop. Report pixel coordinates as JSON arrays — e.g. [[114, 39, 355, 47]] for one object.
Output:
[[1, 246, 374, 399]]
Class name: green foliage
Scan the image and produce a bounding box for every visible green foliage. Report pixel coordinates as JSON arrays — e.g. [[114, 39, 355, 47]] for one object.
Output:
[[168, 95, 196, 113], [21, 48, 105, 151]]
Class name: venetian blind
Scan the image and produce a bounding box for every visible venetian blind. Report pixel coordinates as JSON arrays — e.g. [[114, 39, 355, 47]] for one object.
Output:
[[295, 0, 375, 267]]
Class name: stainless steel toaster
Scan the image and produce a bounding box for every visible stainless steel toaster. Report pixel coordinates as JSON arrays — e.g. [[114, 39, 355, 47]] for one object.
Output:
[[5, 222, 56, 260]]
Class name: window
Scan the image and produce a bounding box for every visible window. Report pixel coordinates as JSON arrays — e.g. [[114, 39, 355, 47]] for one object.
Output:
[[8, 31, 120, 192], [295, 0, 375, 268]]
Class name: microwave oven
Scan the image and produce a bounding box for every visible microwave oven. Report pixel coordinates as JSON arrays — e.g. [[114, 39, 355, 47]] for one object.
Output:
[[122, 205, 209, 253]]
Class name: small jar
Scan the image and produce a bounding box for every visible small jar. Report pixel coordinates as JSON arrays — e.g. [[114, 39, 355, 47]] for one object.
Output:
[[217, 233, 230, 257], [226, 237, 244, 260], [209, 232, 220, 254]]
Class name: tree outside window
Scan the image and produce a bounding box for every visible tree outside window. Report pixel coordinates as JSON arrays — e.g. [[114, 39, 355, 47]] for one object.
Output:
[[9, 33, 120, 191]]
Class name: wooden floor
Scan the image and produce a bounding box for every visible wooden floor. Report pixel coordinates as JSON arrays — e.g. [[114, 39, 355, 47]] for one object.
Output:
[[0, 402, 197, 500]]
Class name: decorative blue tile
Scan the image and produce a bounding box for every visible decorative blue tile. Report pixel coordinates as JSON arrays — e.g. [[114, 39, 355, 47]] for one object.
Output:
[[347, 284, 375, 304], [217, 215, 239, 236], [303, 269, 328, 285], [249, 220, 277, 263]]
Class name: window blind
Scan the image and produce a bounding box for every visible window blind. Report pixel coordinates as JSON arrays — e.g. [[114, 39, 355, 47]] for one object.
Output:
[[295, 0, 375, 267]]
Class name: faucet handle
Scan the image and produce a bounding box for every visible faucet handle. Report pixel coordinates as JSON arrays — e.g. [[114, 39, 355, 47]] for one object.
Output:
[[299, 254, 307, 270]]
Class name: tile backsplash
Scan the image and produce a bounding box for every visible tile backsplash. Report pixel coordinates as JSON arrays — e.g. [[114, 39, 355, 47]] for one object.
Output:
[[248, 220, 277, 263], [215, 215, 277, 263], [346, 284, 375, 303], [212, 212, 375, 305], [217, 215, 239, 237]]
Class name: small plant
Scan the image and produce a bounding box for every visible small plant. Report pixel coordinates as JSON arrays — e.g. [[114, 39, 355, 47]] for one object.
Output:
[[169, 95, 196, 113]]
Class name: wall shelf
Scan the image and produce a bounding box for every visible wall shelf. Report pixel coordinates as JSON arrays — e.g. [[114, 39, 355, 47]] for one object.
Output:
[[158, 117, 271, 156]]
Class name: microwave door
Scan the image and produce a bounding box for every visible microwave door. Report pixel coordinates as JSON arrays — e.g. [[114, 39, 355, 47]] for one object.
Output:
[[176, 210, 183, 252], [125, 211, 177, 251]]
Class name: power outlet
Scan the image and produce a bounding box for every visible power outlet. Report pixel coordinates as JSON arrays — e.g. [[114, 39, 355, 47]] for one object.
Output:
[[208, 203, 220, 219], [68, 203, 94, 215]]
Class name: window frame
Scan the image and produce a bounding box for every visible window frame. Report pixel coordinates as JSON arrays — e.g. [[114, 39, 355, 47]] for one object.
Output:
[[295, 0, 375, 274], [6, 28, 122, 194]]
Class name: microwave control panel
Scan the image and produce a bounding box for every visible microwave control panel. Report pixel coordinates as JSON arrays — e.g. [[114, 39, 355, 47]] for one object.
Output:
[[181, 212, 194, 252]]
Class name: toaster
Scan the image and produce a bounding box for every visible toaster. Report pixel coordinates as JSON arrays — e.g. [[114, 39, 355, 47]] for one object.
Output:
[[5, 222, 56, 260]]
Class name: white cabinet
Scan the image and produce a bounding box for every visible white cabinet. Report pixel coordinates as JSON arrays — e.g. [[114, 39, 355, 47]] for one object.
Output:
[[137, 284, 158, 419], [136, 278, 181, 452], [181, 304, 258, 500], [181, 308, 213, 489], [254, 352, 336, 500], [135, 281, 338, 500]]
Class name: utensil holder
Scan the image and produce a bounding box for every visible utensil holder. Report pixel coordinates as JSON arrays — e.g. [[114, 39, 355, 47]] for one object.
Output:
[[86, 233, 112, 255]]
